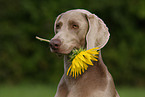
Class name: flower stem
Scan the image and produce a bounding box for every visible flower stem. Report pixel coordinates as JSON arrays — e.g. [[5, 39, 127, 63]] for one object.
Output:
[[36, 36, 50, 42]]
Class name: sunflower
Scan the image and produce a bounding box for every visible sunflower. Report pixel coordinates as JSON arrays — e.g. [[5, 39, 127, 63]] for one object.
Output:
[[67, 47, 99, 78]]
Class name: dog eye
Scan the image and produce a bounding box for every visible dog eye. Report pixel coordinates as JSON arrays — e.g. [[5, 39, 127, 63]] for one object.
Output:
[[56, 22, 62, 29], [72, 24, 79, 29], [56, 24, 60, 29]]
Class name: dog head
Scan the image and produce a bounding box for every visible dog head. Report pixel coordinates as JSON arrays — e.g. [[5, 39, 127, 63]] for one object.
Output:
[[50, 9, 110, 54]]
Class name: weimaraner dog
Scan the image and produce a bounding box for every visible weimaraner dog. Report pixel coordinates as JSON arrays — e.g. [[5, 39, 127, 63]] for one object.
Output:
[[50, 9, 120, 97]]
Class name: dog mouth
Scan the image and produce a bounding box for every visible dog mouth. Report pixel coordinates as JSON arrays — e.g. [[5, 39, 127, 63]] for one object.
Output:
[[50, 39, 82, 55], [50, 46, 79, 55]]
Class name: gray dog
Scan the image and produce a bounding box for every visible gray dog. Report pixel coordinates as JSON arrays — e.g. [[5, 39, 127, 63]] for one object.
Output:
[[50, 9, 120, 97]]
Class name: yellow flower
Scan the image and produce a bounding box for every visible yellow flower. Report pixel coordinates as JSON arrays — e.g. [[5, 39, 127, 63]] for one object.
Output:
[[67, 47, 99, 78]]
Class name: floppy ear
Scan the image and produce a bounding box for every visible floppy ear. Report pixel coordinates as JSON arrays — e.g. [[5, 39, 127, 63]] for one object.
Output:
[[54, 13, 63, 34], [86, 14, 110, 50]]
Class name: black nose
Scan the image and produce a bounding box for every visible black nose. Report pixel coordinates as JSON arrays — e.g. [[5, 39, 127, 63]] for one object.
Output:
[[50, 39, 61, 50]]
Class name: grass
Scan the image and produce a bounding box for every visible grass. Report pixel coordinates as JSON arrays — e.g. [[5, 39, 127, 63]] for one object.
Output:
[[0, 83, 57, 97], [118, 86, 145, 97], [0, 83, 145, 97]]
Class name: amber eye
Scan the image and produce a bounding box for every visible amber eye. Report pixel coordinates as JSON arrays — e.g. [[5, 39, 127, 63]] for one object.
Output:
[[72, 24, 79, 29]]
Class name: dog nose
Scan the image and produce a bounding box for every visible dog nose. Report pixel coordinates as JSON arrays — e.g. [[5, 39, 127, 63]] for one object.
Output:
[[50, 39, 61, 50]]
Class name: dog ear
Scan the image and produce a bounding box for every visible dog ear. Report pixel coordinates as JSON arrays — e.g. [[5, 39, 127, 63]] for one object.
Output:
[[86, 14, 110, 50], [54, 13, 63, 34]]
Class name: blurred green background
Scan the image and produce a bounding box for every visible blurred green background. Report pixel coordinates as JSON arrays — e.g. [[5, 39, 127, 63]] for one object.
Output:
[[0, 0, 145, 97]]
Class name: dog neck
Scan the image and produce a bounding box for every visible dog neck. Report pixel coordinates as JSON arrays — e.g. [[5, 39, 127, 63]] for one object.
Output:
[[64, 55, 71, 74]]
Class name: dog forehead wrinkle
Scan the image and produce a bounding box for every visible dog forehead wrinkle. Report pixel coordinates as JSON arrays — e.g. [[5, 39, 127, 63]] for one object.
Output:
[[68, 20, 79, 25], [62, 11, 84, 20]]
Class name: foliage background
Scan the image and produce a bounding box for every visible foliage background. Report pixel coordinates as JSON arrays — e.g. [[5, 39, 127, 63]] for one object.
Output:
[[0, 0, 145, 87]]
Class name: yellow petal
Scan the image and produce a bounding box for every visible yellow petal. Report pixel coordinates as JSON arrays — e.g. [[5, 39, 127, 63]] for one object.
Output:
[[67, 65, 71, 76], [84, 63, 88, 70], [69, 67, 73, 76], [83, 53, 93, 65], [90, 55, 98, 61], [77, 56, 88, 71], [72, 69, 75, 77], [77, 59, 85, 74], [94, 55, 99, 58], [74, 68, 76, 78], [79, 53, 93, 65], [86, 50, 98, 54], [74, 57, 83, 77], [73, 56, 81, 68], [73, 59, 80, 73]]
